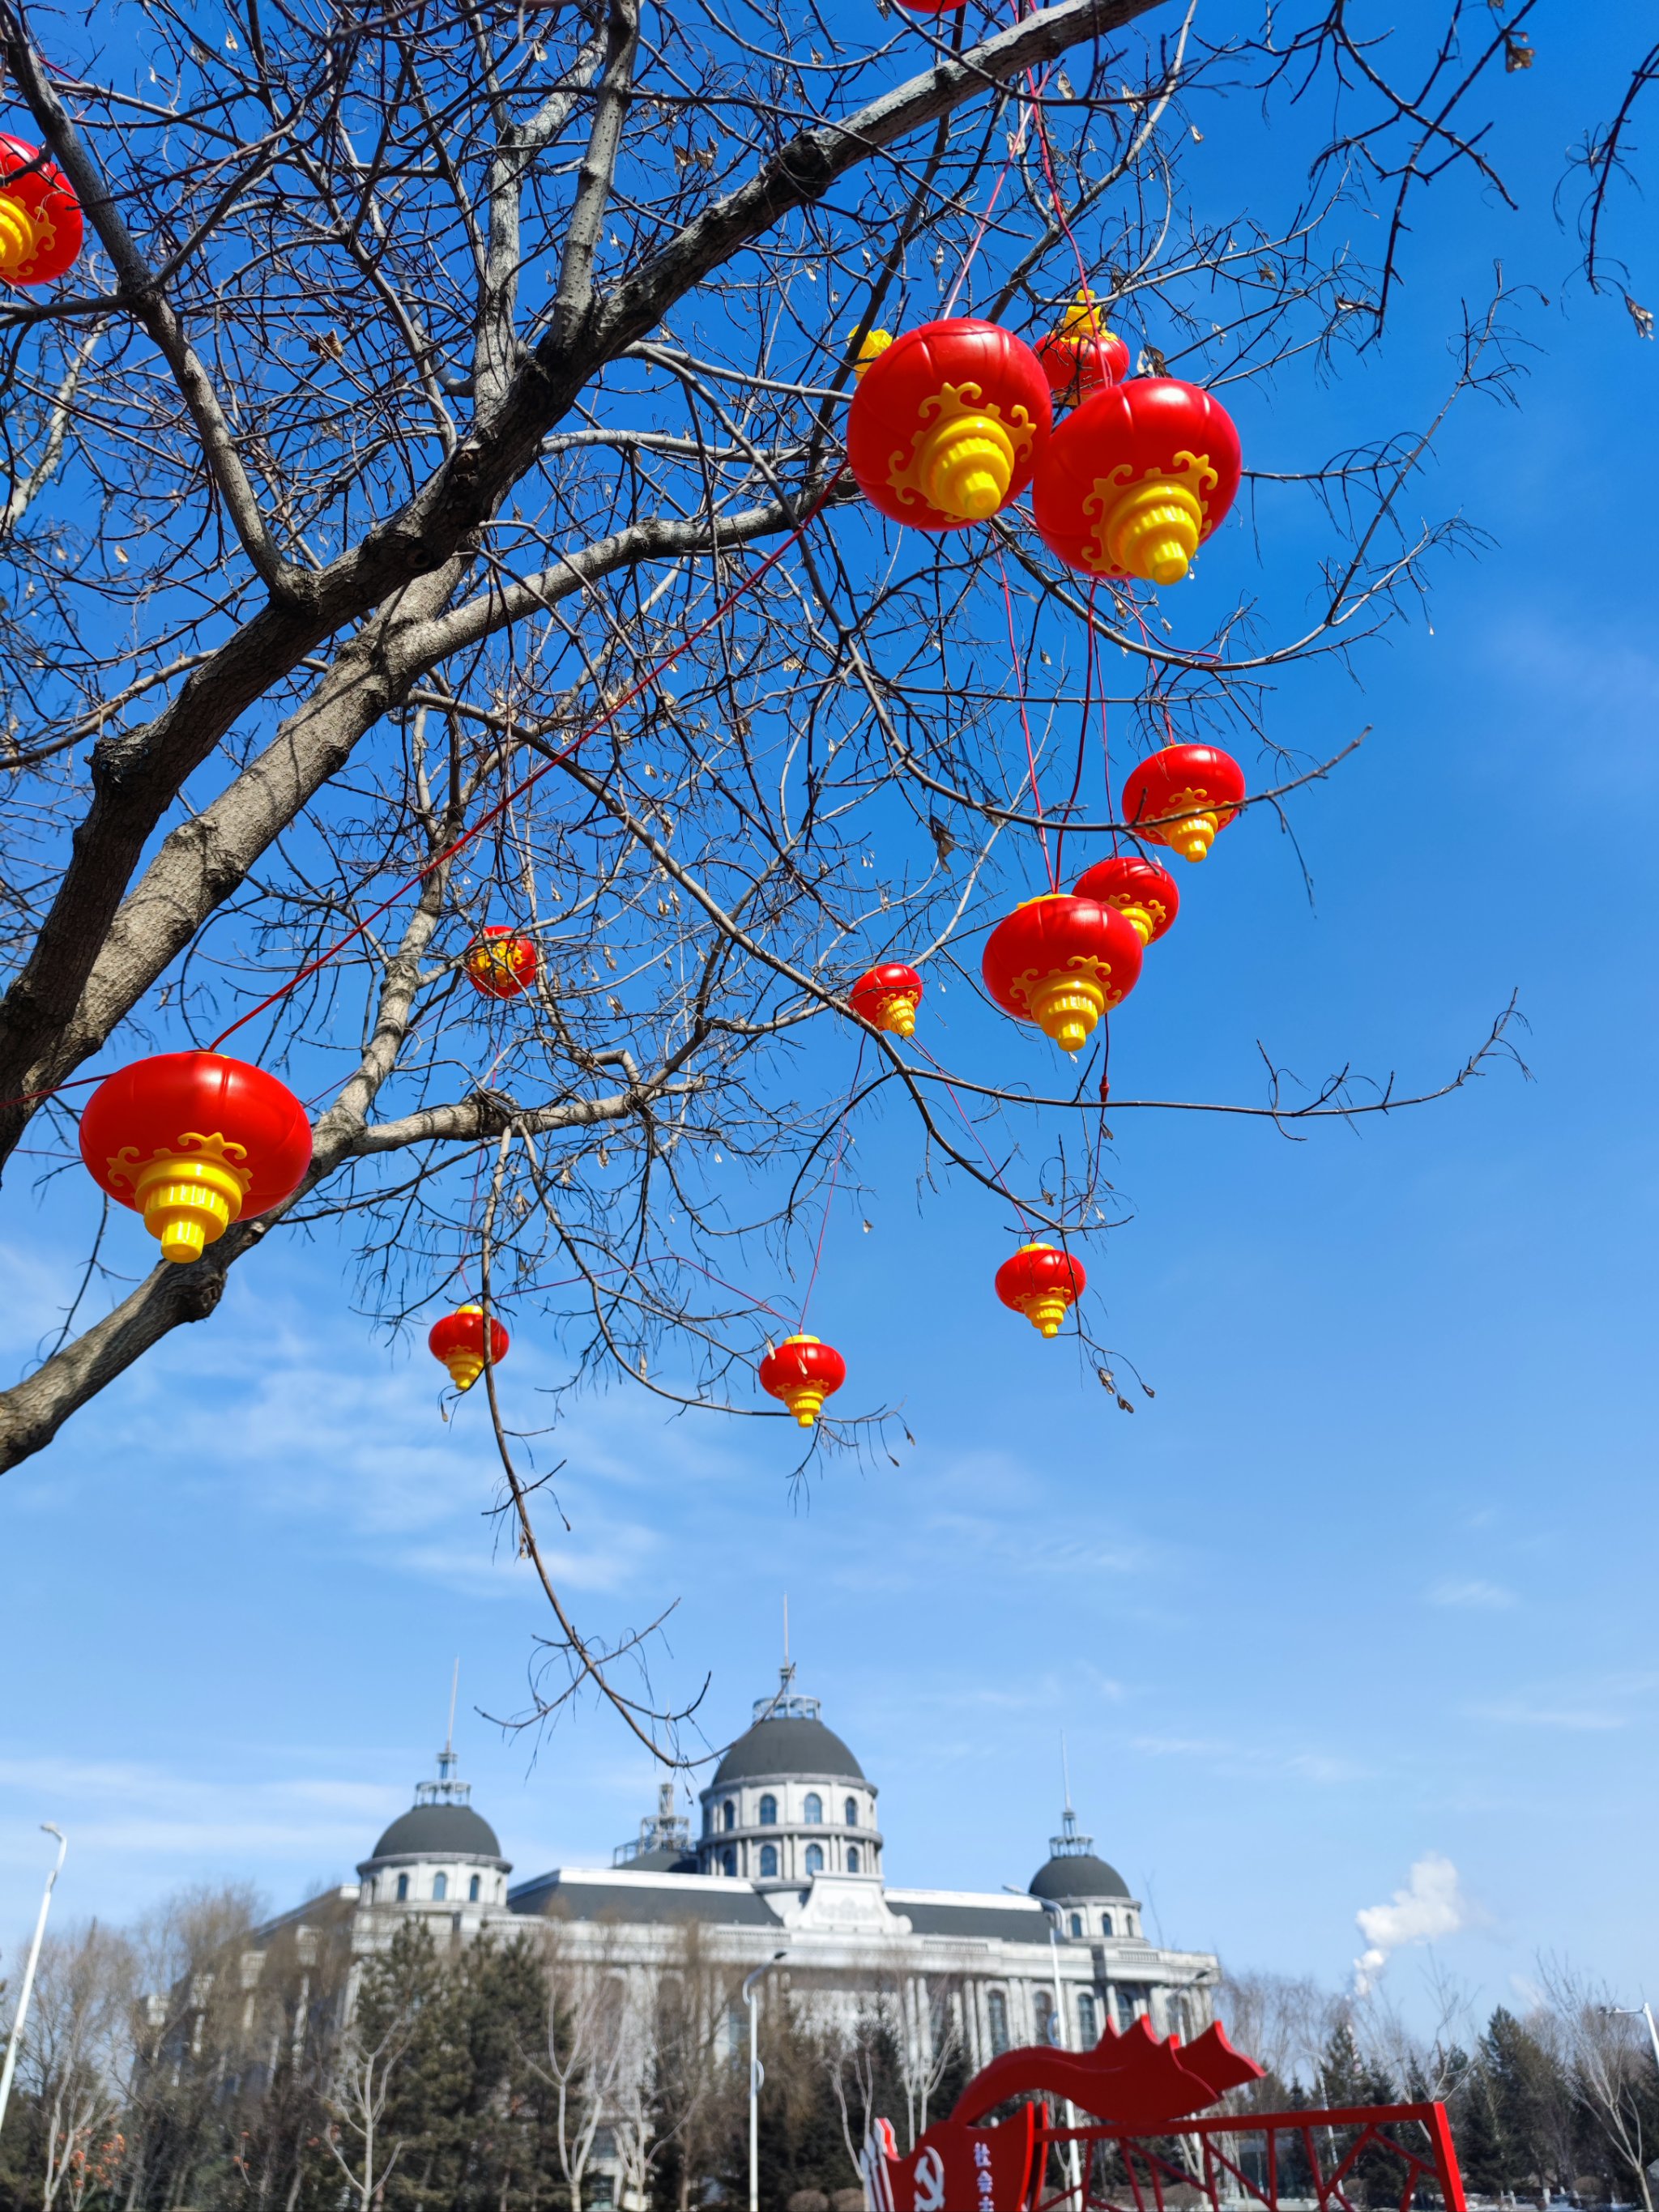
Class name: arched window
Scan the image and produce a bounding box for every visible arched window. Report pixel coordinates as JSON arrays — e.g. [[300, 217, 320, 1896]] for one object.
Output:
[[847, 1847, 860, 1873], [1100, 1912, 1114, 1937], [469, 1874, 481, 1903], [722, 1846, 738, 1877], [433, 1872, 448, 1902], [844, 1796, 858, 1827], [759, 1843, 778, 1877], [758, 1793, 778, 1826], [1078, 1993, 1098, 2046], [804, 1843, 824, 1875], [987, 1990, 1009, 2056], [1068, 1912, 1083, 1938], [395, 1873, 409, 1903], [723, 1799, 736, 1832], [804, 1792, 822, 1824], [1034, 1990, 1055, 2047]]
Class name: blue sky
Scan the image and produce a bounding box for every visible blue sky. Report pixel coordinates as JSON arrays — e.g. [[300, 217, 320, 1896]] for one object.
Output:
[[3, 11, 1657, 2047]]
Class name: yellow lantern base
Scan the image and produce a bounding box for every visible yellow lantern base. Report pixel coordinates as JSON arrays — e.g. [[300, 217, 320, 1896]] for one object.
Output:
[[1100, 474, 1203, 585], [852, 328, 893, 381], [1025, 972, 1107, 1055], [0, 194, 39, 276], [125, 1140, 251, 1264], [876, 993, 918, 1038], [889, 382, 1035, 522], [1016, 1289, 1073, 1339], [443, 1349, 486, 1391]]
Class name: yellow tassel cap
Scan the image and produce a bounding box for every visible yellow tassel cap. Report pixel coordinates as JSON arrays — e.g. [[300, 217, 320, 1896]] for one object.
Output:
[[1017, 1289, 1073, 1339], [1058, 288, 1103, 338], [125, 1138, 251, 1264], [1024, 971, 1107, 1055], [877, 994, 917, 1038], [0, 194, 38, 276], [443, 1348, 486, 1391], [914, 407, 1017, 520], [1117, 903, 1155, 945], [1099, 475, 1205, 585], [852, 328, 893, 381], [782, 1380, 827, 1428]]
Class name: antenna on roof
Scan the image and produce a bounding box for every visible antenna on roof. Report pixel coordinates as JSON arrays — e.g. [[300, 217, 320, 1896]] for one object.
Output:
[[438, 1658, 460, 1784], [780, 1594, 795, 1693], [1051, 1732, 1093, 1857], [1061, 1731, 1073, 1820]]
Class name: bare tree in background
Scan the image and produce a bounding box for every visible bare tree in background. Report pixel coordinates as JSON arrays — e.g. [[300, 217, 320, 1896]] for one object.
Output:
[[1536, 1958, 1658, 2212], [19, 1925, 135, 2212], [1, 0, 1644, 1735]]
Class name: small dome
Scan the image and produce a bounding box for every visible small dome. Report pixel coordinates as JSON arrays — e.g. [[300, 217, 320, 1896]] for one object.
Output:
[[713, 1713, 864, 1785], [1030, 1851, 1129, 1901], [366, 1801, 505, 1863]]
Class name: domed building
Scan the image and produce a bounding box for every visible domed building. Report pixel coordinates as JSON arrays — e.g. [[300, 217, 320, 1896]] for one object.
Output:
[[356, 1746, 513, 1919]]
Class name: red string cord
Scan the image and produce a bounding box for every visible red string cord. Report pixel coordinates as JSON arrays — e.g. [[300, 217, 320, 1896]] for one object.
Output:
[[796, 1034, 866, 1331], [995, 547, 1055, 891]]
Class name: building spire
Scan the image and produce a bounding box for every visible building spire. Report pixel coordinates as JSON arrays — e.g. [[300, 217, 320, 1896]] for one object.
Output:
[[1051, 1732, 1094, 1857], [419, 1660, 471, 1808]]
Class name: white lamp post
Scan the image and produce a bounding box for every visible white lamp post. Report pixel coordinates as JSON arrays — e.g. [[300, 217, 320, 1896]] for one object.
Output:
[[1004, 1886, 1083, 2197], [744, 1950, 789, 2212], [0, 1824, 67, 2141], [1599, 2003, 1659, 2074]]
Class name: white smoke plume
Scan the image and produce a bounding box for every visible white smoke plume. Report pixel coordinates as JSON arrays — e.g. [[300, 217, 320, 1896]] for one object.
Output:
[[1353, 1853, 1468, 1995]]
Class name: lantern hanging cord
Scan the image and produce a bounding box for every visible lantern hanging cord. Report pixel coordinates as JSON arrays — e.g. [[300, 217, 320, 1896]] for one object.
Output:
[[204, 467, 848, 1057], [995, 546, 1056, 891], [796, 1033, 867, 1332], [1051, 578, 1100, 884], [910, 1036, 1031, 1234], [940, 72, 1047, 318]]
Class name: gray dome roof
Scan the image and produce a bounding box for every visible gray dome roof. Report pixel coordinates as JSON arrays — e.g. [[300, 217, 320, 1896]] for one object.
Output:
[[1030, 1852, 1129, 1901], [365, 1802, 505, 1864], [713, 1714, 864, 1786]]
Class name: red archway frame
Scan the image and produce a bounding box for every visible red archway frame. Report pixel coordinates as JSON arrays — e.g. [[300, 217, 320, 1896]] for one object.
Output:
[[859, 2021, 1467, 2212]]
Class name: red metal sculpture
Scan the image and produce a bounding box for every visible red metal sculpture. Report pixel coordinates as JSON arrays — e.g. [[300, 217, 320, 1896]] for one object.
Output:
[[758, 1333, 846, 1426], [1031, 378, 1242, 586], [465, 925, 539, 999], [1038, 291, 1130, 409], [981, 894, 1143, 1055], [1120, 745, 1246, 863], [1070, 856, 1179, 947], [859, 2016, 1469, 2212], [78, 1051, 313, 1265], [0, 135, 83, 287], [429, 1305, 510, 1391], [851, 962, 923, 1038], [995, 1242, 1085, 1339], [847, 320, 1051, 530]]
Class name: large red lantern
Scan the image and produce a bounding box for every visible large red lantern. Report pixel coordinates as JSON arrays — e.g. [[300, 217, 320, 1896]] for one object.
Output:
[[1031, 377, 1242, 586], [847, 319, 1051, 530], [850, 961, 923, 1038], [1071, 855, 1180, 946], [0, 136, 83, 288], [428, 1305, 510, 1391], [1037, 290, 1130, 408], [981, 893, 1143, 1055], [758, 1333, 846, 1427], [465, 925, 539, 1000], [78, 1051, 312, 1264], [1120, 744, 1246, 863], [995, 1242, 1085, 1338]]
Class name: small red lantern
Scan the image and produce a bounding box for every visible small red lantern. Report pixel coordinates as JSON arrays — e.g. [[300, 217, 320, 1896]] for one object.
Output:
[[980, 893, 1143, 1055], [851, 961, 923, 1038], [465, 925, 539, 1000], [1037, 290, 1130, 408], [1071, 855, 1180, 946], [1031, 377, 1242, 586], [995, 1242, 1085, 1339], [758, 1333, 847, 1427], [428, 1304, 510, 1392], [847, 319, 1051, 530], [0, 136, 83, 288], [78, 1051, 312, 1264], [1120, 744, 1246, 863]]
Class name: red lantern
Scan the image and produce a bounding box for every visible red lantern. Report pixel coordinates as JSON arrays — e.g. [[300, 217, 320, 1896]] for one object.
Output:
[[1031, 377, 1242, 586], [1120, 744, 1246, 863], [980, 893, 1142, 1055], [847, 319, 1051, 530], [78, 1051, 312, 1264], [995, 1242, 1085, 1339], [465, 925, 539, 1000], [1037, 290, 1130, 407], [851, 961, 923, 1038], [758, 1332, 846, 1427], [1071, 855, 1180, 946], [428, 1304, 510, 1392], [0, 136, 83, 288]]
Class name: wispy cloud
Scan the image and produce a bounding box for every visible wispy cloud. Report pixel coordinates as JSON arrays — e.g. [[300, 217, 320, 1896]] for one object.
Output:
[[1354, 1853, 1470, 1994], [1467, 1701, 1624, 1732], [1427, 1579, 1519, 1611]]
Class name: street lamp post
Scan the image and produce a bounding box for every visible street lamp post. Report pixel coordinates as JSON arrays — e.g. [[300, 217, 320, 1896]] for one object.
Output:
[[744, 1950, 789, 2212], [0, 1824, 66, 2142], [1004, 1888, 1083, 2199], [1599, 2004, 1659, 2075]]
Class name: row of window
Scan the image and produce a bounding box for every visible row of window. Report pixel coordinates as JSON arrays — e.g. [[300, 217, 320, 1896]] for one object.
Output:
[[719, 1841, 864, 1877], [717, 1792, 859, 1833], [985, 1986, 1118, 2056], [1068, 1910, 1128, 1937], [392, 1871, 484, 1903]]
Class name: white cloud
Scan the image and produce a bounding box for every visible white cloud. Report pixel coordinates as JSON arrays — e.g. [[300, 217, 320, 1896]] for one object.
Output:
[[1427, 1579, 1517, 1611], [1353, 1852, 1469, 1994]]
